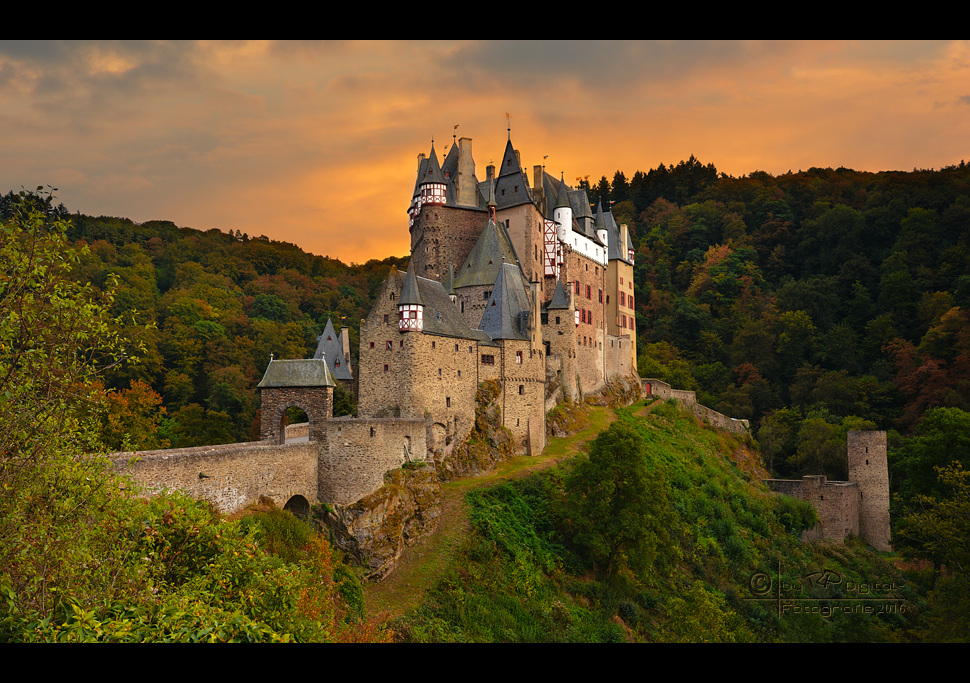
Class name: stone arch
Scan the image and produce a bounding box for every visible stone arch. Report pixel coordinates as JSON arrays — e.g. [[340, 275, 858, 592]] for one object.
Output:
[[270, 400, 318, 445], [283, 494, 311, 520], [429, 421, 448, 455]]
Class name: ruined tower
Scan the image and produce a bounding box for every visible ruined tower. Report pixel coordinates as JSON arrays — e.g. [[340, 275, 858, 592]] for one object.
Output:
[[848, 430, 892, 552]]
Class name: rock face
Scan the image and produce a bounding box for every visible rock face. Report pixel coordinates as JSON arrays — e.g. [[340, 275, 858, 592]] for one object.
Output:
[[436, 379, 515, 482], [324, 465, 441, 581]]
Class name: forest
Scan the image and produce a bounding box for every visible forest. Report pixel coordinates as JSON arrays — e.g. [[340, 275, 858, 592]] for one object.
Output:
[[1, 154, 969, 641]]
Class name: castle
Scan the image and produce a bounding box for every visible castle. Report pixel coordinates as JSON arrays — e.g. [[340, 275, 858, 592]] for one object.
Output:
[[261, 130, 639, 463]]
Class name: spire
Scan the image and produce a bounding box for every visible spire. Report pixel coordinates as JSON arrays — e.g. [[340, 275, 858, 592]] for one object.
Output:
[[399, 261, 423, 306], [555, 173, 571, 209]]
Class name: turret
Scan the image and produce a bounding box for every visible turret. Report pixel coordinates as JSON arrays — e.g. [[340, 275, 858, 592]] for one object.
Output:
[[417, 143, 447, 207], [595, 200, 609, 246], [398, 262, 424, 332], [553, 174, 572, 243]]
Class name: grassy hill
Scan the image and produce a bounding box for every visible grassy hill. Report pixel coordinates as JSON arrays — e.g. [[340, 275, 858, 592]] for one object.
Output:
[[385, 399, 922, 643]]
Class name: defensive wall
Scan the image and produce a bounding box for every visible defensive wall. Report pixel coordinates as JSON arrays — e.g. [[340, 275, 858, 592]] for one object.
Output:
[[112, 412, 428, 514], [765, 430, 891, 552], [642, 378, 750, 434]]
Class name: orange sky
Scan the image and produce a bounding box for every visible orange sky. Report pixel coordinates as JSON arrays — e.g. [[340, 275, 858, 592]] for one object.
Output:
[[2, 40, 968, 264]]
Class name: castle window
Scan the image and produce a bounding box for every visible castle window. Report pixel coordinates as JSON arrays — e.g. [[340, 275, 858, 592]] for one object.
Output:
[[446, 397, 451, 408], [555, 316, 560, 325], [432, 341, 436, 349], [438, 368, 442, 376], [518, 385, 524, 395], [383, 364, 389, 373], [383, 314, 389, 323], [599, 289, 603, 303], [386, 341, 392, 350], [458, 370, 461, 378], [482, 354, 494, 365], [483, 290, 491, 300], [516, 351, 523, 364], [400, 340, 404, 347], [620, 291, 626, 306], [574, 281, 580, 295], [370, 427, 375, 437], [370, 341, 375, 349], [390, 292, 395, 300], [469, 346, 473, 353], [586, 284, 591, 299], [454, 343, 459, 352]]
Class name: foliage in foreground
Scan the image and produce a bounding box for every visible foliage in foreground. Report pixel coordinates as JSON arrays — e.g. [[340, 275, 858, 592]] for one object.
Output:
[[0, 193, 387, 642]]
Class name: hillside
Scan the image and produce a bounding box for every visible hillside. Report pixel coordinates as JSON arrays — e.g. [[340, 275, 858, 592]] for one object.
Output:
[[387, 399, 924, 643]]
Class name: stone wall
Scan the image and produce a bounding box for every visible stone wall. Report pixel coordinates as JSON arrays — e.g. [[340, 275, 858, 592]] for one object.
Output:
[[410, 204, 488, 284], [764, 431, 891, 551], [643, 378, 750, 434], [112, 440, 319, 515], [320, 416, 429, 505]]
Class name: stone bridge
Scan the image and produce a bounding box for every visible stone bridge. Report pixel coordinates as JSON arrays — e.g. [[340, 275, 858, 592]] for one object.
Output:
[[112, 358, 428, 516]]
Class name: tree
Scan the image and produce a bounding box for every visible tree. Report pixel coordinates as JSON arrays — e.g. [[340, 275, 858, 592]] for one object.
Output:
[[0, 188, 133, 623], [560, 421, 674, 580]]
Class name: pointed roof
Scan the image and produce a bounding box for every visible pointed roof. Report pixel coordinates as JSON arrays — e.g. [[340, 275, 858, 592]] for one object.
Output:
[[453, 218, 523, 289], [399, 261, 424, 306], [493, 137, 533, 210], [257, 357, 335, 388], [545, 277, 571, 310], [312, 318, 353, 381], [385, 269, 496, 346], [419, 144, 447, 186], [478, 262, 532, 341], [554, 173, 572, 210], [604, 208, 632, 264]]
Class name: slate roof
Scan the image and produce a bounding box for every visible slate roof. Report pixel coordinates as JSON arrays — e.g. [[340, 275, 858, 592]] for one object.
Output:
[[492, 138, 534, 210], [257, 358, 335, 388], [545, 277, 571, 310], [391, 269, 497, 346], [399, 261, 424, 306], [478, 262, 532, 341], [312, 318, 354, 381], [602, 204, 632, 265], [453, 218, 524, 289], [540, 171, 602, 245]]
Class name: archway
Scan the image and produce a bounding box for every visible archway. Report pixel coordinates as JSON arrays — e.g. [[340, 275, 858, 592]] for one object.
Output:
[[283, 494, 311, 520]]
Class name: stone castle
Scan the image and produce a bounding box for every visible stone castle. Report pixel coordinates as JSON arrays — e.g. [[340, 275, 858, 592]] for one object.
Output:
[[113, 130, 891, 558], [116, 131, 640, 514]]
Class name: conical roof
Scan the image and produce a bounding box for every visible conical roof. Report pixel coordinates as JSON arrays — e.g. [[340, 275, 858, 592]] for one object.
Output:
[[419, 144, 447, 186], [399, 261, 424, 306], [545, 277, 571, 310]]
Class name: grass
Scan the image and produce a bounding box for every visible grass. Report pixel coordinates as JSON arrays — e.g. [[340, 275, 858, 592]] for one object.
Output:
[[361, 402, 619, 620]]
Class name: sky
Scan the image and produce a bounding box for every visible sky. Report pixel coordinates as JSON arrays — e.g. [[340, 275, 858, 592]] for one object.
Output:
[[2, 40, 969, 264]]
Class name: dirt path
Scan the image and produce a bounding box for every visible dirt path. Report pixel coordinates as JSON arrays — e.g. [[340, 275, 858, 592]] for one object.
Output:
[[361, 404, 621, 620]]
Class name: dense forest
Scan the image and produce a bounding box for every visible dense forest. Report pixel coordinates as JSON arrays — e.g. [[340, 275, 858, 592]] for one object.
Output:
[[2, 154, 969, 641]]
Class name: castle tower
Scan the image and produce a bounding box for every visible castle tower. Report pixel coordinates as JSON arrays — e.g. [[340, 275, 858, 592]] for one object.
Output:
[[398, 262, 424, 332], [848, 430, 892, 551], [553, 173, 573, 244]]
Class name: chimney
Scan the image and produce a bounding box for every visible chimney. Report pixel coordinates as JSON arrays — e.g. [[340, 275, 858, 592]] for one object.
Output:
[[340, 326, 352, 371], [457, 137, 475, 206], [416, 153, 425, 173]]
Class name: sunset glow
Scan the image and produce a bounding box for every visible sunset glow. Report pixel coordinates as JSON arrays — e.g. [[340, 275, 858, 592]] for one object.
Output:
[[2, 40, 968, 264]]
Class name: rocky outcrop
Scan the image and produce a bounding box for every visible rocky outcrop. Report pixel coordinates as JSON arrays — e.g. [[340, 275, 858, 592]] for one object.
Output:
[[323, 465, 441, 581], [436, 379, 515, 482], [584, 376, 643, 409]]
